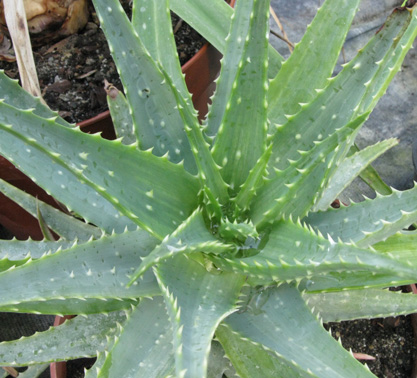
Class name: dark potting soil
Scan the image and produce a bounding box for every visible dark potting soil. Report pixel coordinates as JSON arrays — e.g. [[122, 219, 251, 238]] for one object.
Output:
[[0, 1, 205, 124]]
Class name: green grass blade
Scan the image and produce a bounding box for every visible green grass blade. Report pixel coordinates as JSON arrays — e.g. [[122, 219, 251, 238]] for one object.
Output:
[[223, 284, 376, 377], [209, 0, 270, 192], [0, 312, 125, 366], [268, 0, 360, 126], [155, 254, 245, 378], [97, 298, 175, 378]]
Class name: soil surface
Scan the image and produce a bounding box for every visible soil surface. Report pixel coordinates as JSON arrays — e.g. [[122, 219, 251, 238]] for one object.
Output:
[[0, 1, 416, 377], [0, 1, 205, 124]]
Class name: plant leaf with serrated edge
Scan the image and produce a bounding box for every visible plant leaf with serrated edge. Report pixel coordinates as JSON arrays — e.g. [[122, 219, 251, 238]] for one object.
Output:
[[0, 178, 102, 241], [250, 113, 367, 229], [128, 209, 234, 285], [216, 323, 316, 378], [0, 104, 200, 239], [268, 0, 360, 127], [155, 254, 245, 378], [222, 284, 376, 377], [209, 0, 269, 193], [207, 340, 236, 378], [132, 0, 189, 102], [313, 138, 398, 211], [268, 5, 417, 173], [169, 0, 283, 79], [97, 297, 175, 378], [92, 0, 197, 173], [304, 288, 417, 323], [0, 229, 159, 314], [0, 312, 125, 366], [0, 71, 71, 127], [305, 184, 417, 248], [350, 143, 393, 195], [211, 219, 417, 291], [105, 82, 135, 145]]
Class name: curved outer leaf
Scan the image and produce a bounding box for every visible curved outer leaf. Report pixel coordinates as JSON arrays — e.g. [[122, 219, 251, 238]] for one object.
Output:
[[216, 323, 316, 378], [0, 71, 71, 128], [0, 178, 102, 241], [0, 104, 200, 239], [305, 184, 417, 248], [92, 0, 198, 173], [222, 284, 376, 377], [268, 0, 360, 126], [209, 0, 269, 192], [97, 297, 175, 378], [169, 0, 283, 78], [0, 229, 160, 314], [313, 138, 398, 211], [250, 114, 367, 228], [304, 288, 417, 323], [155, 254, 245, 378], [268, 5, 417, 173], [0, 312, 125, 366], [212, 219, 417, 291]]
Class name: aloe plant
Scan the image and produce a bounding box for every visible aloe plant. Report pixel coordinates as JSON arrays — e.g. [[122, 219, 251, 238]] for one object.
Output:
[[0, 0, 417, 376]]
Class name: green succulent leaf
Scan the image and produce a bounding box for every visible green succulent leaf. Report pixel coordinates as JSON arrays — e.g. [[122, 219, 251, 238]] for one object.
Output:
[[169, 0, 283, 78], [268, 0, 361, 126], [212, 219, 417, 291], [97, 297, 175, 378], [216, 323, 315, 378], [92, 0, 198, 173], [250, 113, 367, 228], [0, 104, 200, 239], [304, 288, 417, 323], [105, 83, 135, 145], [0, 71, 71, 128], [305, 185, 417, 248], [209, 0, 269, 193], [350, 143, 393, 195], [155, 254, 245, 378], [207, 341, 236, 378], [0, 178, 101, 241], [129, 209, 234, 284], [17, 364, 49, 378], [268, 5, 417, 172], [223, 284, 375, 377], [132, 0, 189, 102], [0, 312, 125, 367], [313, 138, 398, 211], [0, 229, 160, 314]]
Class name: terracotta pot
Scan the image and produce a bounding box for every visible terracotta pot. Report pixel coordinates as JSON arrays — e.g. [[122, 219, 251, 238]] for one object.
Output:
[[0, 40, 223, 240]]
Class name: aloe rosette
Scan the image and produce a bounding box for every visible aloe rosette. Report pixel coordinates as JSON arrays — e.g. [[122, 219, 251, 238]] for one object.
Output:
[[0, 0, 417, 377]]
